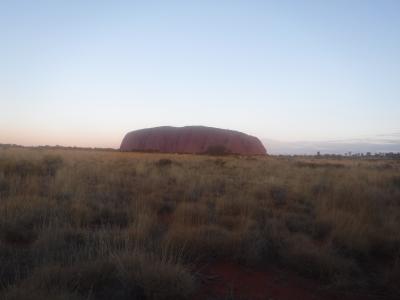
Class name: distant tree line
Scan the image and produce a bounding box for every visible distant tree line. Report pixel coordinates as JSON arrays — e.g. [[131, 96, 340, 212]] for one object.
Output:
[[0, 143, 117, 152], [288, 151, 400, 159], [1, 143, 399, 159]]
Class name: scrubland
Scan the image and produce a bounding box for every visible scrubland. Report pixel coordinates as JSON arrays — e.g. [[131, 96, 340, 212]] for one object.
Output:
[[0, 147, 399, 299]]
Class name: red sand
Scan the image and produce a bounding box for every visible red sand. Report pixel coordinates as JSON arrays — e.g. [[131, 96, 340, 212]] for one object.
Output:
[[195, 261, 380, 300], [155, 207, 383, 300]]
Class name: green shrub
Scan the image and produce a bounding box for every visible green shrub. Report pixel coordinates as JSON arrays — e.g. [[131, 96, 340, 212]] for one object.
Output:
[[41, 155, 64, 176], [0, 177, 9, 196], [156, 158, 173, 167]]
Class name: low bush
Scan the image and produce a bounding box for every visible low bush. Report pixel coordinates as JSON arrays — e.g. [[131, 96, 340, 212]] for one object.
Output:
[[155, 158, 173, 168], [204, 145, 231, 156]]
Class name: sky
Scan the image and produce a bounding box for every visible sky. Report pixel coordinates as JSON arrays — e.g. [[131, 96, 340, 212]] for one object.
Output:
[[1, 0, 400, 152]]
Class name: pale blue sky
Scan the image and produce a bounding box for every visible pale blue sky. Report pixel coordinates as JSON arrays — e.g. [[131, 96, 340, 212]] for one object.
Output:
[[1, 0, 399, 149]]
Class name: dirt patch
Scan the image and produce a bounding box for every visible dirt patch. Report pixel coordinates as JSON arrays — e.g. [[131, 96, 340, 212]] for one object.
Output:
[[195, 261, 381, 300]]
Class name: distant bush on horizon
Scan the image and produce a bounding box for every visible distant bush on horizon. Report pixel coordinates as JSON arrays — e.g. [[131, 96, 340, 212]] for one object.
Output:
[[204, 145, 231, 156]]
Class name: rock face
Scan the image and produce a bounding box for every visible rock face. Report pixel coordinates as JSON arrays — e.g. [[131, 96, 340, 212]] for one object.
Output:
[[120, 126, 267, 155]]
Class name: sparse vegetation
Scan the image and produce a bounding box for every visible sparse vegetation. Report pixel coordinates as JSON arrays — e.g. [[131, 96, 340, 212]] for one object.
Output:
[[204, 145, 231, 156], [0, 147, 399, 299]]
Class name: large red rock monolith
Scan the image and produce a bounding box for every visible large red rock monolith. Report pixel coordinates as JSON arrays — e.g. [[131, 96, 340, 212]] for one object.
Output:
[[120, 126, 266, 155]]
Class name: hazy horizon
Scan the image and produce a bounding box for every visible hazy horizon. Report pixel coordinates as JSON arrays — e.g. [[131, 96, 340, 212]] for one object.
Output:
[[1, 1, 400, 153], [2, 127, 400, 155]]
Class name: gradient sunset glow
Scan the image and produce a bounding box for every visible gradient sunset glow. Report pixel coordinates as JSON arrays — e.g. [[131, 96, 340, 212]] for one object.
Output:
[[1, 1, 399, 153]]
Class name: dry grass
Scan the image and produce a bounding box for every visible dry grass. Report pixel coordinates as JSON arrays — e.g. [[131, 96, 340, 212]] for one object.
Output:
[[0, 147, 400, 299]]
